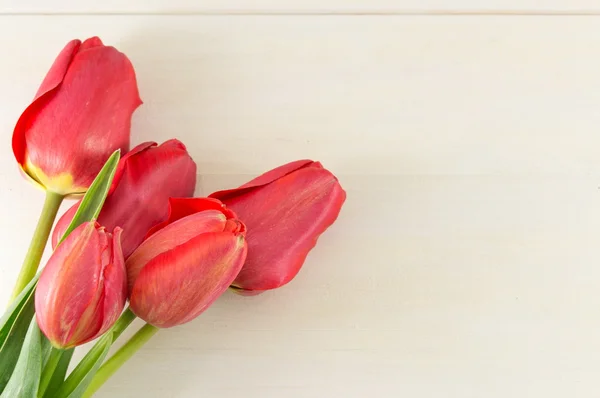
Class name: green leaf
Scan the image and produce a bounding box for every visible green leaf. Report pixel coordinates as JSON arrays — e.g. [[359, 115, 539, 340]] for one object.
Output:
[[0, 319, 43, 398], [0, 150, 121, 395], [42, 349, 74, 398], [40, 332, 53, 374], [0, 275, 36, 350], [0, 276, 38, 394], [58, 150, 121, 243], [55, 333, 113, 398]]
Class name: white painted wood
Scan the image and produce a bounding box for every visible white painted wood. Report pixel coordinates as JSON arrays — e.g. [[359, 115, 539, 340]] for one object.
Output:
[[1, 14, 600, 398], [2, 16, 600, 176], [95, 174, 600, 397], [3, 1, 600, 14]]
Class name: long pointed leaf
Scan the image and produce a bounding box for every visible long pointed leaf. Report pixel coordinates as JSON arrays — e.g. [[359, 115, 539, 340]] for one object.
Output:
[[58, 150, 120, 243], [0, 276, 37, 394], [55, 333, 113, 398], [42, 349, 74, 398], [0, 319, 43, 398]]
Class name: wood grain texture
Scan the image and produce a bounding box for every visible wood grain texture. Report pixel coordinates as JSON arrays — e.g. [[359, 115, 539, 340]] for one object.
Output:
[[2, 1, 600, 14], [2, 16, 600, 176], [0, 14, 599, 398], [89, 174, 600, 398]]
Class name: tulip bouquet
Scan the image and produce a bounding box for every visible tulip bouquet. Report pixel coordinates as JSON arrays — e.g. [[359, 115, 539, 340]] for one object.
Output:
[[0, 37, 345, 397]]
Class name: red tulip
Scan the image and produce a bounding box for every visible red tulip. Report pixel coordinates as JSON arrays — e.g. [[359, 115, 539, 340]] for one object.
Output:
[[52, 140, 197, 258], [126, 198, 247, 328], [35, 222, 126, 348], [12, 37, 141, 195], [209, 160, 346, 295]]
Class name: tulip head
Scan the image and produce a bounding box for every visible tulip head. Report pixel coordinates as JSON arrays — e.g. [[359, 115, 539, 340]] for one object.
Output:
[[35, 222, 127, 348], [13, 37, 142, 195], [210, 160, 346, 294], [52, 139, 197, 258], [127, 198, 247, 328]]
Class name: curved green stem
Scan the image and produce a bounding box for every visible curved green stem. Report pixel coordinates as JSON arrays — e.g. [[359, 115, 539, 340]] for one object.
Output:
[[38, 348, 63, 397], [110, 308, 137, 341], [83, 323, 159, 397], [10, 191, 63, 302], [41, 348, 74, 398], [57, 308, 136, 397]]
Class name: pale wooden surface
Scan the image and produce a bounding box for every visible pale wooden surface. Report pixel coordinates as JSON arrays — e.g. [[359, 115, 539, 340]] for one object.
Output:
[[4, 1, 600, 13], [1, 9, 600, 398]]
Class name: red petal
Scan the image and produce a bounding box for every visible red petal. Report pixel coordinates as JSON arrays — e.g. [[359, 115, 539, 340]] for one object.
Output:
[[79, 37, 104, 51], [34, 39, 82, 100], [17, 42, 142, 193], [223, 166, 346, 291], [108, 141, 156, 195], [126, 210, 227, 292], [97, 228, 127, 335], [130, 232, 247, 328], [36, 222, 104, 347], [144, 197, 234, 238], [66, 227, 110, 346], [209, 159, 316, 202], [51, 140, 197, 257], [13, 39, 82, 169]]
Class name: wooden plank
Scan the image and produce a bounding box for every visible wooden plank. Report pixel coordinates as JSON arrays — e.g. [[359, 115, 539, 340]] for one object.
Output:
[[2, 16, 600, 175], [2, 1, 600, 14], [85, 174, 600, 397], [2, 14, 600, 398], [7, 175, 600, 396], [0, 16, 600, 174]]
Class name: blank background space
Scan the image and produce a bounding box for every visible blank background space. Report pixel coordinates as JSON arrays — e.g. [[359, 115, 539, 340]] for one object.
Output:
[[3, 1, 600, 13], [2, 16, 600, 176]]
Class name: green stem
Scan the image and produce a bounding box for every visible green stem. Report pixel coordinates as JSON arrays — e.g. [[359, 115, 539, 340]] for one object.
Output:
[[38, 348, 64, 397], [83, 323, 159, 398], [10, 190, 63, 302], [57, 308, 136, 397], [110, 308, 137, 341], [42, 348, 74, 398]]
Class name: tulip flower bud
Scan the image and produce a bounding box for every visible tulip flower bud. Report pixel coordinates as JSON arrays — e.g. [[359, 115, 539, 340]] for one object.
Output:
[[35, 222, 127, 348], [13, 37, 141, 195], [210, 160, 346, 294], [52, 140, 197, 258], [126, 198, 247, 328]]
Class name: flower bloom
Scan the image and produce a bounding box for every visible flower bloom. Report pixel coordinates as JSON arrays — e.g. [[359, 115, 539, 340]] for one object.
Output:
[[210, 160, 346, 295], [126, 198, 247, 328], [36, 222, 127, 348], [13, 37, 142, 195]]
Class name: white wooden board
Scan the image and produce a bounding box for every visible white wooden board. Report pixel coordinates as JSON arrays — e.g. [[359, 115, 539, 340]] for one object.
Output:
[[3, 1, 600, 14], [1, 14, 600, 398], [96, 174, 600, 397], [2, 16, 600, 176]]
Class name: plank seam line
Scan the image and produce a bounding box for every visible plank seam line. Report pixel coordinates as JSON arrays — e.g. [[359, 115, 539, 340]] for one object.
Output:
[[3, 10, 600, 16]]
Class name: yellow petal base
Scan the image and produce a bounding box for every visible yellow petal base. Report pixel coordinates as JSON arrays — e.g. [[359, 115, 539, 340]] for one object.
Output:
[[23, 158, 87, 196]]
